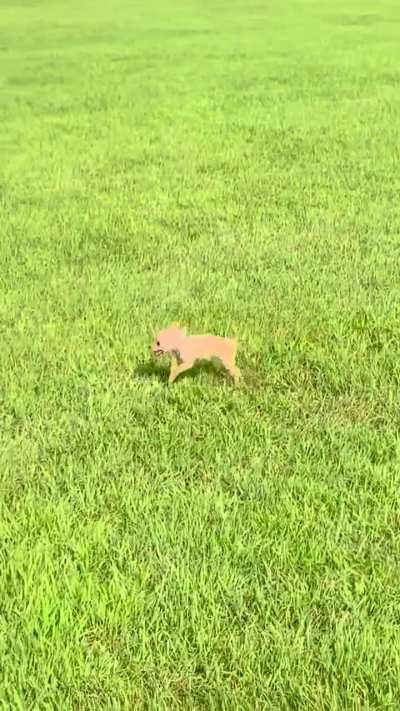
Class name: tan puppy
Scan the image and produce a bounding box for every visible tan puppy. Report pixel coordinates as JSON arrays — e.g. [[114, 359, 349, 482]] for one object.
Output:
[[153, 323, 241, 384]]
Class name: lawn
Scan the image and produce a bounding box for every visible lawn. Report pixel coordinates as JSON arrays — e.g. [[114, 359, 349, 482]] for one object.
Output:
[[1, 0, 400, 707]]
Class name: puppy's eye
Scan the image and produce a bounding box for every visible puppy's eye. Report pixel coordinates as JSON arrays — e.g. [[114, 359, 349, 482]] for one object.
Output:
[[156, 341, 160, 346]]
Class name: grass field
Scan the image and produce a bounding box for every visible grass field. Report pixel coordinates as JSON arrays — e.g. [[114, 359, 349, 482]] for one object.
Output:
[[1, 0, 400, 707]]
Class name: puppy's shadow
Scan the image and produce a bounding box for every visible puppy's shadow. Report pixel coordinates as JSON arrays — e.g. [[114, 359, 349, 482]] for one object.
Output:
[[134, 360, 169, 382], [134, 359, 229, 384]]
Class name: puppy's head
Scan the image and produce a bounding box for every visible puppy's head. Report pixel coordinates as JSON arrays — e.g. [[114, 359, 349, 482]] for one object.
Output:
[[153, 323, 186, 355]]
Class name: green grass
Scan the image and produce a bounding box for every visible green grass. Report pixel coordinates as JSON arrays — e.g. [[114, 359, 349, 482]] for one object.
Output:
[[1, 0, 400, 707]]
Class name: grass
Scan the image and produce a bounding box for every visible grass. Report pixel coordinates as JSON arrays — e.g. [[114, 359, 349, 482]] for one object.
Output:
[[1, 0, 400, 707]]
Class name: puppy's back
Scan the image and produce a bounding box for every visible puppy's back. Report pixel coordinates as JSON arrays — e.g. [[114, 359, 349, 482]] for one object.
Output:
[[185, 334, 236, 361]]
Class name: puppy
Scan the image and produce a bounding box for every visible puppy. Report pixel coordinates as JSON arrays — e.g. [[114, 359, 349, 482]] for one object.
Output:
[[152, 323, 241, 384]]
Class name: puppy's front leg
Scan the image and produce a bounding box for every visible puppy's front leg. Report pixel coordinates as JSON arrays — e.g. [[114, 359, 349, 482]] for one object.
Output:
[[169, 354, 179, 383], [169, 366, 177, 383], [169, 360, 194, 383]]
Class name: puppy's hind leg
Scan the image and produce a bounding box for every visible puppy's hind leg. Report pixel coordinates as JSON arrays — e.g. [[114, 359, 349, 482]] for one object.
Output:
[[228, 363, 241, 384], [225, 342, 241, 385]]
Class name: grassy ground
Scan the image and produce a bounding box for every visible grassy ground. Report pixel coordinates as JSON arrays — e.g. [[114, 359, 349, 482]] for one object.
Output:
[[1, 0, 400, 707]]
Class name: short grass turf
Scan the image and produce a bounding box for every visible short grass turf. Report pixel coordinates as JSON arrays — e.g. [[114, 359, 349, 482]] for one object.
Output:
[[1, 0, 400, 707]]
